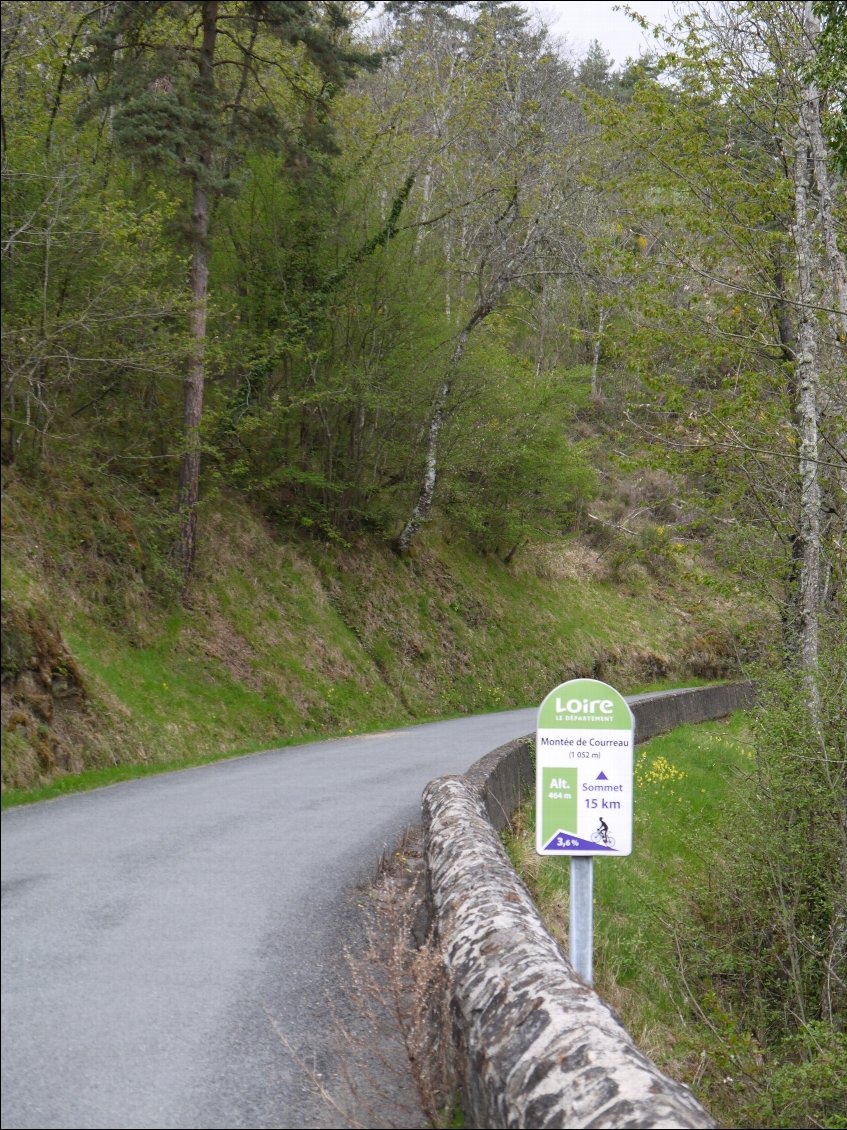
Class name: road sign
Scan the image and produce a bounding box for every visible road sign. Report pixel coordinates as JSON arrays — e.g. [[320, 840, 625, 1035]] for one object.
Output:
[[535, 678, 634, 857]]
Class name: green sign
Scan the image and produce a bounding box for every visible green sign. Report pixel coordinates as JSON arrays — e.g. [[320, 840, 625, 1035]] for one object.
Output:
[[537, 678, 632, 728]]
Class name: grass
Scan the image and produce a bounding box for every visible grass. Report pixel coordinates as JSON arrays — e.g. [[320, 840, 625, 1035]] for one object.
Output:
[[1, 679, 736, 811], [2, 479, 771, 798], [1, 719, 409, 809], [2, 678, 722, 810], [1, 703, 499, 809], [505, 713, 753, 1084], [1, 755, 256, 808], [507, 710, 847, 1129]]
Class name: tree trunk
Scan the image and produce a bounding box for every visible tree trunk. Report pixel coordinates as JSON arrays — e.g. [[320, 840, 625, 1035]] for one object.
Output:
[[176, 178, 209, 583], [394, 291, 501, 554], [773, 255, 796, 367], [394, 375, 452, 555], [394, 215, 545, 555], [802, 5, 847, 349], [792, 59, 821, 693], [590, 307, 608, 399], [175, 1, 217, 587]]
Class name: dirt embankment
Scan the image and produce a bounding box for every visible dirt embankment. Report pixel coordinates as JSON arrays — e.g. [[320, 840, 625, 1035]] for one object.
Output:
[[2, 600, 89, 788]]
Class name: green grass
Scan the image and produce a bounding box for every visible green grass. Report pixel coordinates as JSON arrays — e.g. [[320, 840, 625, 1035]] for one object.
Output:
[[507, 713, 847, 1129], [440, 1100, 465, 1129], [1, 679, 722, 810], [626, 675, 720, 694], [1, 755, 258, 807], [1, 705, 471, 809], [3, 486, 771, 798]]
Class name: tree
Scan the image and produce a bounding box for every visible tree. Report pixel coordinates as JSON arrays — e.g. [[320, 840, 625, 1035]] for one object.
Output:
[[1, 2, 186, 475], [589, 0, 846, 1063], [592, 0, 845, 656], [811, 0, 847, 174], [77, 1, 379, 585], [211, 0, 593, 552], [391, 3, 580, 552]]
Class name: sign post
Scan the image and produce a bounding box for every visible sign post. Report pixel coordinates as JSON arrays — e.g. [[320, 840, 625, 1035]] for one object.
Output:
[[535, 679, 634, 984]]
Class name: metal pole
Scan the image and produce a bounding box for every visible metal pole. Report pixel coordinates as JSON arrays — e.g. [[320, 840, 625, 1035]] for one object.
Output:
[[569, 856, 593, 985]]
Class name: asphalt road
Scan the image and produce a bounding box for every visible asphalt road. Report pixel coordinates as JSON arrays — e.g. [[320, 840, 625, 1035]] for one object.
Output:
[[1, 707, 537, 1130]]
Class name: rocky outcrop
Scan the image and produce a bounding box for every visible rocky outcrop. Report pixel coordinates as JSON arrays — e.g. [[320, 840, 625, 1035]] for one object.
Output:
[[1, 599, 87, 786]]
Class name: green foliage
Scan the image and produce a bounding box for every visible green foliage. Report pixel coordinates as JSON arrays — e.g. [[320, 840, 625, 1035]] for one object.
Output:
[[2, 177, 187, 465], [506, 716, 754, 1067], [581, 0, 845, 646], [811, 0, 847, 172], [3, 475, 764, 795], [1, 6, 841, 1124], [659, 625, 847, 1126], [1, 0, 617, 558], [76, 1, 381, 186], [206, 143, 446, 536], [0, 3, 187, 470], [693, 628, 847, 1036], [753, 1022, 847, 1130], [607, 523, 680, 582], [510, 702, 846, 1129], [3, 457, 182, 620], [439, 335, 597, 555]]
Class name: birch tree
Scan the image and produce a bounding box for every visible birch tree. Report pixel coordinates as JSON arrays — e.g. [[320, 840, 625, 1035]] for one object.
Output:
[[726, 1, 843, 689], [393, 4, 579, 552], [596, 0, 845, 662], [597, 0, 847, 1047]]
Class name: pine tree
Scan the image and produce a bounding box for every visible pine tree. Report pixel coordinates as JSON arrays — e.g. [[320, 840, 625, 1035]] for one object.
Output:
[[77, 1, 379, 588]]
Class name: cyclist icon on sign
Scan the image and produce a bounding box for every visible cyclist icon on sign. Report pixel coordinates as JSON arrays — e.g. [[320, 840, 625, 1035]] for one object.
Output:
[[596, 818, 615, 847]]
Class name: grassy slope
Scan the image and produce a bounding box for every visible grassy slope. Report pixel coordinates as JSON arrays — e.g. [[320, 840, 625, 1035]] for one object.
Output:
[[2, 482, 768, 802], [505, 715, 825, 1129]]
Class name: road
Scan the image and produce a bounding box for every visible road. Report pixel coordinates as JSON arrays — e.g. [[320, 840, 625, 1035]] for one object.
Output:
[[1, 707, 537, 1130]]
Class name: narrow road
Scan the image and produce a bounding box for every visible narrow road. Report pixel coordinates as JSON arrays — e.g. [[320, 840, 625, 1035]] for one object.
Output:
[[1, 708, 536, 1130]]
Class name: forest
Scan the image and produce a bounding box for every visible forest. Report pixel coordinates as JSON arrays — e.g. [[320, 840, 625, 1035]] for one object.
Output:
[[1, 1, 845, 1126]]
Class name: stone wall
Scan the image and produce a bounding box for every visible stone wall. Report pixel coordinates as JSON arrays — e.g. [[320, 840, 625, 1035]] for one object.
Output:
[[422, 681, 753, 1129]]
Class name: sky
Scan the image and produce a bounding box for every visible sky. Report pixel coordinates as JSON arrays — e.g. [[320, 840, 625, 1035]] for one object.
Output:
[[361, 3, 682, 68], [520, 2, 678, 65]]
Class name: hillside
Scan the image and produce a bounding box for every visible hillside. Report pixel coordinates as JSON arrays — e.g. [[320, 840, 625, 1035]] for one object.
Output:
[[2, 2, 839, 807], [1, 477, 766, 798]]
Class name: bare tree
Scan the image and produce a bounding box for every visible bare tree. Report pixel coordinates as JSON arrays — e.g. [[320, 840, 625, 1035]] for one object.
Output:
[[392, 5, 578, 552]]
